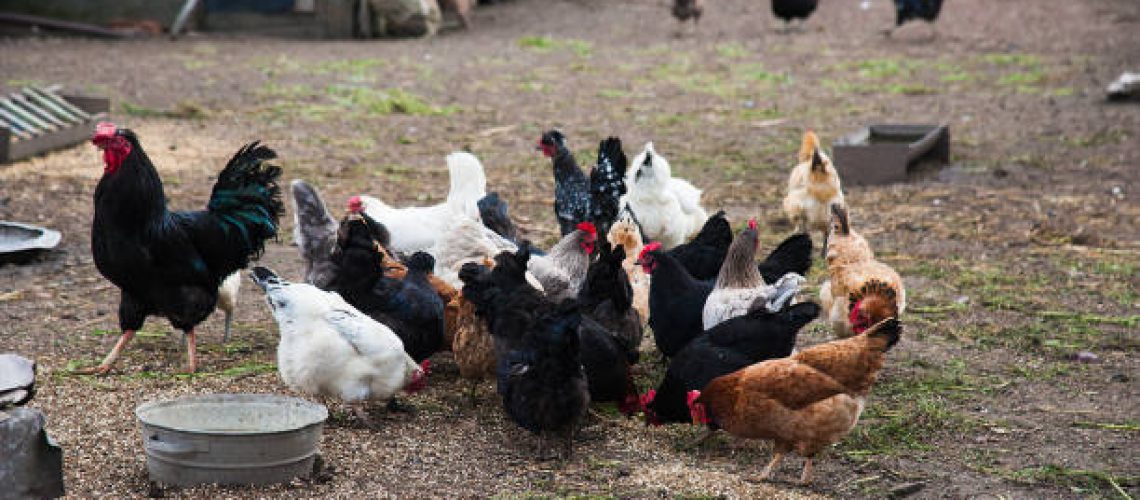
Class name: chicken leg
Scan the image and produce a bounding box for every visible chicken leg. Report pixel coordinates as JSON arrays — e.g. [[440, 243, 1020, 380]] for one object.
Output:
[[182, 329, 198, 373], [78, 329, 137, 375], [758, 451, 785, 481], [800, 457, 814, 485]]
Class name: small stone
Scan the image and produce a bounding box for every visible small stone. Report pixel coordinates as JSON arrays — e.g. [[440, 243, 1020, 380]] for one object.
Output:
[[1072, 351, 1099, 363], [889, 481, 926, 498], [932, 199, 943, 206], [954, 295, 970, 305]]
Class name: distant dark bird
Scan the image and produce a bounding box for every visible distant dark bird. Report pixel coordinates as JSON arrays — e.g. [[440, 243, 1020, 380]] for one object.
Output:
[[587, 137, 628, 237], [672, 0, 704, 26], [771, 0, 818, 30], [887, 0, 944, 36]]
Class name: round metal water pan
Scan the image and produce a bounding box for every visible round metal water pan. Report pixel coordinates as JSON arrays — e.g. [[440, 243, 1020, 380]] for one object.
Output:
[[135, 393, 327, 486]]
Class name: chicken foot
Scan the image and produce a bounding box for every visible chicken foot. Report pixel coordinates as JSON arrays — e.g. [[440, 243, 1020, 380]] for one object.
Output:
[[77, 329, 137, 375], [351, 403, 380, 430]]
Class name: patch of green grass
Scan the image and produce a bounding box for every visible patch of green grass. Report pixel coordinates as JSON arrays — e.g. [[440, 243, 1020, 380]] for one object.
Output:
[[997, 69, 1046, 86], [735, 63, 792, 85], [517, 36, 592, 56], [1007, 464, 1137, 496], [841, 361, 982, 456], [1072, 420, 1140, 432], [940, 71, 975, 83], [1062, 129, 1129, 148], [715, 42, 749, 59], [597, 88, 631, 98], [314, 58, 386, 81], [122, 101, 208, 119], [218, 361, 276, 377], [325, 85, 459, 116], [855, 58, 904, 78], [982, 53, 1041, 67]]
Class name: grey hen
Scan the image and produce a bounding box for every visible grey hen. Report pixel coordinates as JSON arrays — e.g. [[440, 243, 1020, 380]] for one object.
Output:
[[291, 179, 340, 289]]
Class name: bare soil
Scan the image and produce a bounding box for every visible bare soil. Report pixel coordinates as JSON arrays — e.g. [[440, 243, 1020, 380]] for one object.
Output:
[[1, 0, 1137, 498]]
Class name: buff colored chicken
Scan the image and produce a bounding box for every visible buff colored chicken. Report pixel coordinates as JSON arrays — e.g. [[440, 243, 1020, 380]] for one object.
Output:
[[606, 211, 650, 325], [820, 205, 906, 338], [688, 318, 902, 485], [782, 130, 845, 256]]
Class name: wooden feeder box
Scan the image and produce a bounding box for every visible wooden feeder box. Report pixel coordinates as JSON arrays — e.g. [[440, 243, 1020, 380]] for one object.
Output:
[[0, 86, 109, 165], [832, 124, 950, 186]]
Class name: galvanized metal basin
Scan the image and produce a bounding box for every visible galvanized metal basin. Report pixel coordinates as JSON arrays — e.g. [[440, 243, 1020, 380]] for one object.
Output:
[[135, 393, 327, 486]]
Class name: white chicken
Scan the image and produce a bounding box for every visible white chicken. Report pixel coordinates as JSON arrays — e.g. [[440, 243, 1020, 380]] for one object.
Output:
[[702, 220, 805, 330], [358, 151, 487, 254], [623, 142, 707, 249], [250, 266, 428, 427], [428, 215, 521, 288]]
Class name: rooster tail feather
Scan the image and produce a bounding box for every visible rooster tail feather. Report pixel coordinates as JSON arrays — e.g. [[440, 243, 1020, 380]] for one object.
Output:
[[208, 142, 285, 260], [597, 137, 628, 178], [798, 130, 820, 163], [865, 317, 902, 352]]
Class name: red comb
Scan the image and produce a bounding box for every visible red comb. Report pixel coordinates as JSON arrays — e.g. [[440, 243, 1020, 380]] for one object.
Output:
[[686, 390, 701, 406], [747, 218, 758, 231], [638, 241, 661, 259], [576, 221, 596, 235], [420, 359, 432, 375], [347, 196, 363, 213]]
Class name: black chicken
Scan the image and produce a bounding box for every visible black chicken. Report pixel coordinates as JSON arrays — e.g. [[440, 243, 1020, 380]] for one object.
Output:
[[332, 214, 445, 363], [577, 240, 643, 414], [667, 210, 733, 282], [771, 0, 818, 29], [461, 247, 589, 458], [587, 137, 628, 237], [83, 122, 283, 374], [672, 0, 704, 26], [668, 211, 813, 285], [637, 243, 714, 357], [497, 299, 589, 459], [537, 130, 590, 237], [642, 301, 820, 425], [888, 0, 944, 36]]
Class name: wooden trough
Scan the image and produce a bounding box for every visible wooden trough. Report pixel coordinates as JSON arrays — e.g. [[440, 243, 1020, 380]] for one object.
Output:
[[0, 85, 109, 165], [832, 124, 950, 186]]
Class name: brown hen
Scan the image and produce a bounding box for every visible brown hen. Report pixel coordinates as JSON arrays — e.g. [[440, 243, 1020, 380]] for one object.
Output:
[[689, 318, 902, 485]]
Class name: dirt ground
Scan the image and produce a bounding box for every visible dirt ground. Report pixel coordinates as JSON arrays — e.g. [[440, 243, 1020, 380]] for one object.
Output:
[[1, 0, 1137, 498]]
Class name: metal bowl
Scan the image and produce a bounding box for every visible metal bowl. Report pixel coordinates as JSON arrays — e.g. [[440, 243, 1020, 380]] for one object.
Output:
[[135, 394, 327, 486], [0, 221, 61, 264]]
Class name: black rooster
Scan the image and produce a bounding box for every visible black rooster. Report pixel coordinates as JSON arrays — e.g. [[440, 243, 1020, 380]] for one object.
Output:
[[83, 122, 283, 374]]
